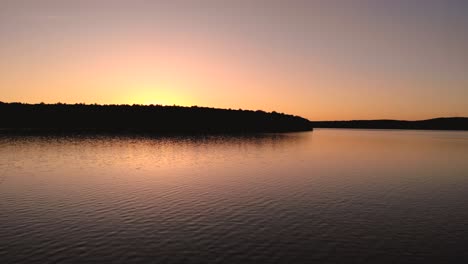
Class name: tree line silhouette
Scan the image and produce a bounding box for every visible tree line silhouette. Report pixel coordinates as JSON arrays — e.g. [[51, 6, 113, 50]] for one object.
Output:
[[0, 102, 313, 134]]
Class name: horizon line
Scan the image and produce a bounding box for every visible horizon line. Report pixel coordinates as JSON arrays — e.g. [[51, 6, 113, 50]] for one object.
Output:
[[1, 101, 466, 122]]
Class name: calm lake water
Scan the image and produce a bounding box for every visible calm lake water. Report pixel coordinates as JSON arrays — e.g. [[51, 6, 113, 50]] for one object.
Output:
[[1, 129, 468, 263]]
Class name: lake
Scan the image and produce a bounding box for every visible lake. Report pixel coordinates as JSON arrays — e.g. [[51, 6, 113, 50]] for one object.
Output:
[[1, 129, 468, 263]]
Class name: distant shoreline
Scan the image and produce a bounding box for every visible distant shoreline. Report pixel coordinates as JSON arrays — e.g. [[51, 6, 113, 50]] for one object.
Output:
[[310, 118, 468, 131], [0, 102, 312, 134], [2, 102, 466, 133]]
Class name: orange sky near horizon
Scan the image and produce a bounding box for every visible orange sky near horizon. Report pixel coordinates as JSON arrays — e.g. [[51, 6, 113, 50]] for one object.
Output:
[[1, 1, 467, 121]]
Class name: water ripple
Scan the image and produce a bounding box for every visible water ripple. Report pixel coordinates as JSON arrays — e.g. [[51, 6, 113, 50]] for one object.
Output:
[[1, 131, 468, 263]]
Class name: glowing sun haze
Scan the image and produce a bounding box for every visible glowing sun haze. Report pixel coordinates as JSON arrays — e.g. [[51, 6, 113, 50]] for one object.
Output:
[[1, 0, 467, 120]]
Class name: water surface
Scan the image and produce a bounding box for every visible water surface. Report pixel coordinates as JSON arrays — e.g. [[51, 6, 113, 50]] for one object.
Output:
[[1, 129, 468, 263]]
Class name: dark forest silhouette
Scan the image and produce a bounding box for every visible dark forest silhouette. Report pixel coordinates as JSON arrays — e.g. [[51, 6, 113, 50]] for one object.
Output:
[[2, 102, 467, 134], [311, 118, 468, 131], [0, 102, 312, 134]]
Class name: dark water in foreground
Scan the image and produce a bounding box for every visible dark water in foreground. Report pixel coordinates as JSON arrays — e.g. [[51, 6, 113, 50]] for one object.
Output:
[[1, 129, 468, 264]]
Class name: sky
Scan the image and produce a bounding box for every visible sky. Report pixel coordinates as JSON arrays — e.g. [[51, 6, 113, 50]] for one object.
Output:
[[1, 0, 467, 120]]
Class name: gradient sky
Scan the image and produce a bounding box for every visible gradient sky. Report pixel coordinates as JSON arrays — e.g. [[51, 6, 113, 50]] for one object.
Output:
[[1, 0, 467, 120]]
